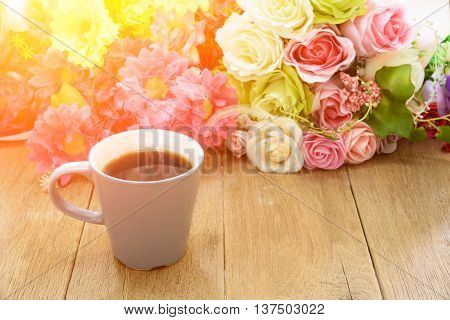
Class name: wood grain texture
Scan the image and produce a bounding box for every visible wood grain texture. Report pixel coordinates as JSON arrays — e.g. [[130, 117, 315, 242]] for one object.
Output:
[[222, 152, 382, 299], [1, 141, 448, 299], [0, 142, 92, 299], [66, 150, 224, 299], [346, 140, 450, 299]]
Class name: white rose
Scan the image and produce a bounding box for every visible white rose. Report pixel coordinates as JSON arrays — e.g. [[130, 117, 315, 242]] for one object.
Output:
[[216, 13, 284, 82], [246, 117, 304, 173], [236, 0, 314, 39], [413, 25, 440, 68], [364, 47, 425, 93]]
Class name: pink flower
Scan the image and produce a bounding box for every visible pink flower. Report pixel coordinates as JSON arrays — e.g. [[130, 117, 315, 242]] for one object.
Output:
[[227, 130, 248, 158], [105, 38, 151, 75], [0, 72, 36, 137], [284, 27, 355, 83], [130, 98, 178, 130], [76, 70, 138, 135], [119, 47, 188, 98], [28, 49, 68, 100], [339, 0, 413, 58], [94, 87, 139, 134], [342, 122, 377, 165], [28, 49, 88, 108], [377, 135, 399, 154], [303, 133, 346, 170], [312, 81, 352, 129], [82, 39, 152, 113], [86, 73, 129, 134], [339, 72, 381, 113], [117, 48, 189, 129], [80, 40, 150, 135], [26, 104, 100, 185], [170, 68, 238, 148]]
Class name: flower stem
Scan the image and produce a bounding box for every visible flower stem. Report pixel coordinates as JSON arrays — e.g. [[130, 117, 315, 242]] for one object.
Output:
[[416, 115, 450, 122]]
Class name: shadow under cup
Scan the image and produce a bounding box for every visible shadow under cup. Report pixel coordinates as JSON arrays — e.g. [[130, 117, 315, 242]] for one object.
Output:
[[89, 130, 204, 270]]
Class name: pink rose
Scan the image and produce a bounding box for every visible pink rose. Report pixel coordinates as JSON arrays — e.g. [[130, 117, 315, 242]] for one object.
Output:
[[342, 122, 377, 165], [339, 0, 413, 58], [312, 81, 352, 129], [303, 133, 346, 170], [227, 130, 249, 159], [284, 27, 355, 83], [377, 135, 399, 154]]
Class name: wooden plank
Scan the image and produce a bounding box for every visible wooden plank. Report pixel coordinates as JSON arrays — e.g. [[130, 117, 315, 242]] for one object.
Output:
[[346, 140, 450, 299], [222, 151, 382, 299], [0, 142, 92, 299], [66, 149, 225, 299]]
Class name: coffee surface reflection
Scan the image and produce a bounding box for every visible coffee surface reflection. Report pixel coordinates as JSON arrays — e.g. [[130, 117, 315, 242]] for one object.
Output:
[[103, 150, 192, 182]]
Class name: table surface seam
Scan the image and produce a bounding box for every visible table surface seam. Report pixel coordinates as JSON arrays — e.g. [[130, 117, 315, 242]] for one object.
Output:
[[64, 184, 94, 300], [345, 166, 385, 299]]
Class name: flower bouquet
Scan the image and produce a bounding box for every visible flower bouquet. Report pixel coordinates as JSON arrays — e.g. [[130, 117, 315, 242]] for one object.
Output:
[[219, 0, 449, 172], [0, 0, 448, 184]]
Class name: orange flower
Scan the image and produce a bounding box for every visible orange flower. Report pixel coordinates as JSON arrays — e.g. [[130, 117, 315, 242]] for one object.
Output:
[[196, 0, 238, 69], [0, 72, 37, 137]]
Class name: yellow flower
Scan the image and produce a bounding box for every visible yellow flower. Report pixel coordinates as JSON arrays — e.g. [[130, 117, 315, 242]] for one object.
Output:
[[153, 0, 210, 16], [25, 0, 56, 30], [250, 65, 314, 119], [310, 0, 366, 24], [104, 0, 155, 38], [10, 30, 51, 60], [227, 74, 253, 105], [11, 34, 35, 60], [0, 1, 52, 59], [150, 12, 205, 64], [236, 0, 314, 39], [49, 0, 118, 68]]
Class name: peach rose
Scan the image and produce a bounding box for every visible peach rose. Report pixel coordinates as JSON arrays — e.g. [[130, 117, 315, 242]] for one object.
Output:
[[342, 122, 377, 165], [339, 0, 413, 58], [312, 81, 352, 129], [303, 133, 346, 170], [227, 130, 249, 159], [377, 135, 399, 154], [284, 27, 355, 83]]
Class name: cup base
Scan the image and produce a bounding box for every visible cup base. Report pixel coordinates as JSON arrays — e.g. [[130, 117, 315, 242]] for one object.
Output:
[[114, 248, 188, 271]]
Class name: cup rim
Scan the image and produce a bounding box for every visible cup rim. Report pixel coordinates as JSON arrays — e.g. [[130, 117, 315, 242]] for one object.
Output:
[[88, 129, 205, 185]]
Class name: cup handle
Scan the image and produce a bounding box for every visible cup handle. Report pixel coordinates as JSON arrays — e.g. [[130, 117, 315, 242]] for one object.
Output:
[[49, 161, 104, 224]]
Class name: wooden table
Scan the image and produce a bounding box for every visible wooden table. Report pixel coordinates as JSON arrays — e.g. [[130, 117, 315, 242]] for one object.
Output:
[[0, 140, 448, 299]]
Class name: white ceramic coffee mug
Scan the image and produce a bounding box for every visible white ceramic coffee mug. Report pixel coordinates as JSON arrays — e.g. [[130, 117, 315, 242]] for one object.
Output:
[[49, 129, 204, 270]]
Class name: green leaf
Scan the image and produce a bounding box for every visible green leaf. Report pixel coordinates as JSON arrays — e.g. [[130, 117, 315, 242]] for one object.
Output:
[[409, 127, 428, 142], [375, 65, 416, 101], [436, 126, 450, 143], [365, 65, 419, 141]]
